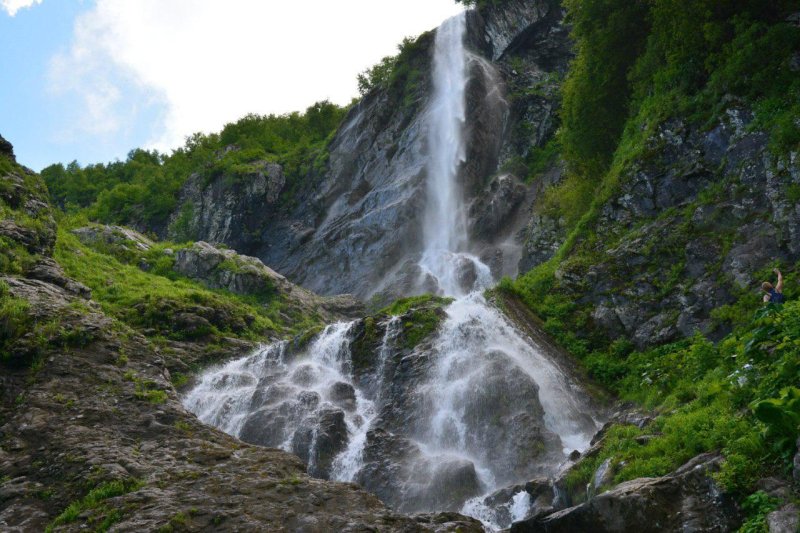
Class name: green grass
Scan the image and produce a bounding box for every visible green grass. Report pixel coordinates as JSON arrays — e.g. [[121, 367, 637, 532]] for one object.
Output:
[[54, 226, 284, 342], [555, 299, 800, 513], [378, 294, 453, 316], [46, 479, 144, 532], [377, 294, 453, 350]]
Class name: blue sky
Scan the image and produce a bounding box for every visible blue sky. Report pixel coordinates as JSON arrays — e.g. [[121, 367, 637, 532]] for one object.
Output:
[[1, 0, 463, 171]]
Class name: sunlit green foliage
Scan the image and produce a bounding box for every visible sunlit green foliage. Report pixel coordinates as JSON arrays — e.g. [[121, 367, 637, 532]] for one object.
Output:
[[46, 479, 144, 532], [357, 32, 432, 111], [546, 299, 800, 508], [560, 0, 651, 179], [53, 216, 321, 343], [559, 0, 800, 186], [41, 101, 346, 232]]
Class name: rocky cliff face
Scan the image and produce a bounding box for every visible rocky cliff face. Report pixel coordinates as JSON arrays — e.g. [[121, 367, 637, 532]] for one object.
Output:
[[529, 109, 800, 349], [160, 0, 570, 305]]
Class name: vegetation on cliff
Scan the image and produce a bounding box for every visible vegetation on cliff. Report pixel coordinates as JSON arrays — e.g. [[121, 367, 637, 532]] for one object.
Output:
[[41, 101, 346, 231], [53, 216, 323, 345], [561, 0, 799, 181], [506, 0, 800, 526]]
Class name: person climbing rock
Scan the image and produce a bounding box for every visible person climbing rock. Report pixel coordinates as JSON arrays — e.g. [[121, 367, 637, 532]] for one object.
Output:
[[762, 268, 785, 304]]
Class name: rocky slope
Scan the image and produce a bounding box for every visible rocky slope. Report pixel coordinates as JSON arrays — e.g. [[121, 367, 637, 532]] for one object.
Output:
[[522, 108, 800, 349], [0, 141, 482, 531]]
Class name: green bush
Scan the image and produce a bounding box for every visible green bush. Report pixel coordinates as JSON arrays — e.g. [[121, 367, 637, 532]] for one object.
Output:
[[46, 479, 144, 532], [751, 387, 800, 461], [0, 285, 33, 361], [559, 0, 799, 191]]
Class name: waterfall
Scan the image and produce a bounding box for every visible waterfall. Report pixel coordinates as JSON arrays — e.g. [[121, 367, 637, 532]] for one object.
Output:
[[330, 316, 401, 482], [418, 13, 492, 298], [184, 10, 602, 531]]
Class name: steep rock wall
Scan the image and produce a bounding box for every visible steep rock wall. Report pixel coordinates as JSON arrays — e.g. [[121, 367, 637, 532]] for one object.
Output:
[[163, 0, 571, 303], [525, 109, 800, 349]]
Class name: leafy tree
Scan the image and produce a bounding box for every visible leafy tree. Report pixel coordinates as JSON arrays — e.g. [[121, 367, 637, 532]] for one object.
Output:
[[42, 101, 347, 231]]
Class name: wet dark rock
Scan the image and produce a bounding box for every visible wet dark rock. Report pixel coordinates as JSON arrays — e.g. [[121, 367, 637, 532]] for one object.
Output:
[[239, 407, 291, 448], [453, 255, 479, 292], [512, 453, 741, 533], [356, 429, 483, 513], [328, 381, 357, 412], [308, 408, 349, 479], [469, 173, 528, 242], [460, 351, 563, 484]]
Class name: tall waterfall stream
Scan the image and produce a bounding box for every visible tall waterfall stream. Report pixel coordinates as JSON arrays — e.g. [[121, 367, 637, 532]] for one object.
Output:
[[185, 13, 602, 530]]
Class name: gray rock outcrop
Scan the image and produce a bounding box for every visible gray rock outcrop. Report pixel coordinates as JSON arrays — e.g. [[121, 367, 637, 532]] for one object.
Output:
[[165, 159, 285, 244], [511, 453, 741, 533], [547, 110, 800, 349]]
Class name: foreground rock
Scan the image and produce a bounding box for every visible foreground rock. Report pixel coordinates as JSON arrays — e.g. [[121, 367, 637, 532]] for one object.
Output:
[[0, 275, 482, 532], [0, 143, 481, 532], [511, 453, 741, 533]]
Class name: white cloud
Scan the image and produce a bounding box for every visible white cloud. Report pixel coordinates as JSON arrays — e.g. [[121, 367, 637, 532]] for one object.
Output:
[[49, 0, 464, 154], [2, 0, 43, 16]]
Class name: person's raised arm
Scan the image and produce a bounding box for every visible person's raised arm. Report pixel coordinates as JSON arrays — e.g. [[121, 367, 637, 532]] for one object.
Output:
[[775, 268, 784, 292]]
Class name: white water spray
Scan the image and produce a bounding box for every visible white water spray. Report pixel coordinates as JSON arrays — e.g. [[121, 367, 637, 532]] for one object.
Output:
[[418, 13, 491, 297], [330, 316, 401, 482]]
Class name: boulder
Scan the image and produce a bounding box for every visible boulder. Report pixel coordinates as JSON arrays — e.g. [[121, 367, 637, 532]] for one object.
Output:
[[174, 241, 281, 297], [767, 504, 799, 533], [328, 381, 357, 412], [71, 225, 153, 258], [25, 257, 91, 298], [511, 453, 741, 532]]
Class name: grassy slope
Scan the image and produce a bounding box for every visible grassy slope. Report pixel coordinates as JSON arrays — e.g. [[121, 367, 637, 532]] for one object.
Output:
[[54, 216, 323, 345]]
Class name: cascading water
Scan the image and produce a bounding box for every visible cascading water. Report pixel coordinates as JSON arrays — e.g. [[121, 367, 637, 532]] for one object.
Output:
[[184, 10, 602, 531], [404, 12, 599, 527], [418, 13, 492, 298]]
